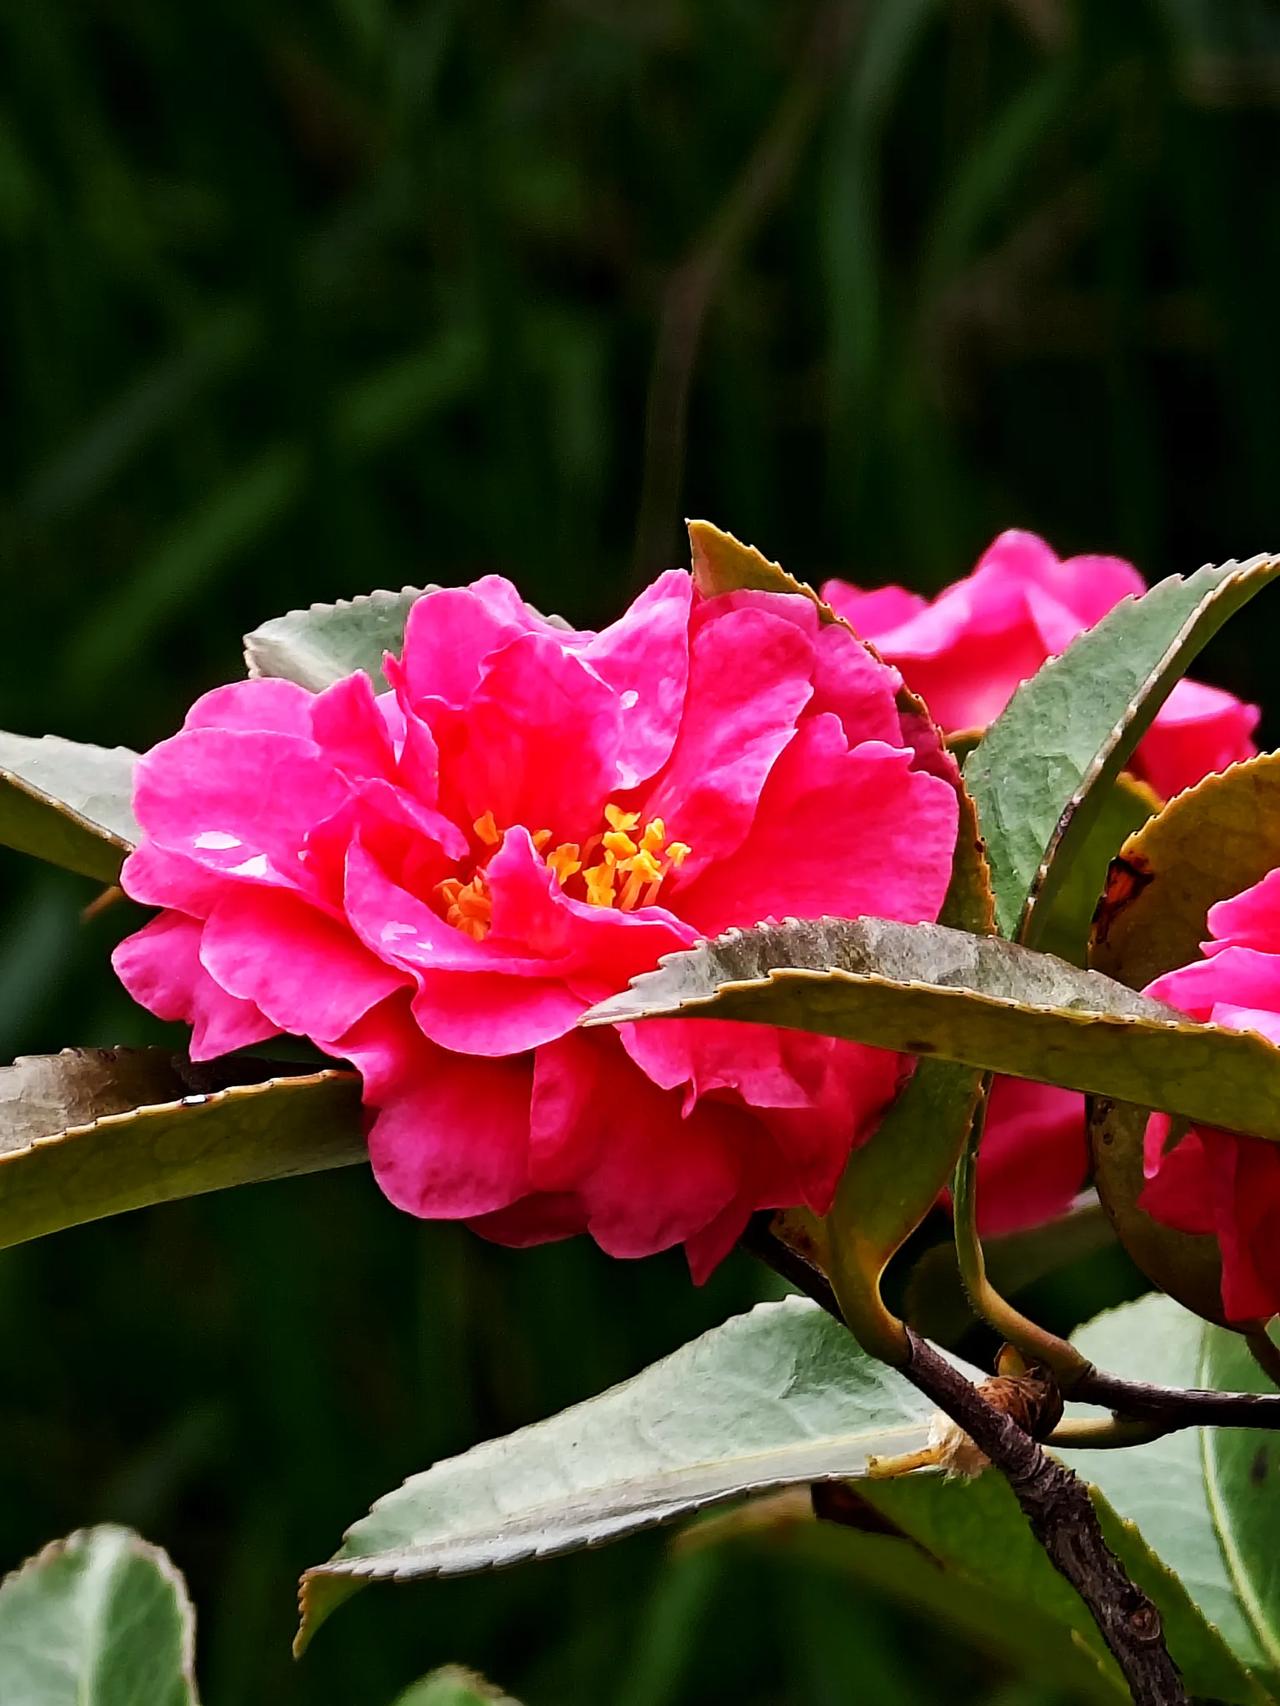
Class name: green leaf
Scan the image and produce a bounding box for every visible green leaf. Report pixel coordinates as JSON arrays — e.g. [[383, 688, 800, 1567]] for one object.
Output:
[[686, 517, 1000, 1359], [905, 1202, 1116, 1346], [392, 1667, 521, 1706], [243, 586, 433, 691], [583, 914, 1280, 1141], [0, 732, 138, 881], [700, 1517, 1126, 1703], [1035, 773, 1158, 967], [296, 1297, 975, 1653], [963, 554, 1279, 941], [244, 584, 571, 693], [0, 1052, 364, 1250], [1088, 754, 1280, 1322], [863, 1458, 1271, 1705], [1065, 1292, 1280, 1683], [0, 1525, 197, 1706]]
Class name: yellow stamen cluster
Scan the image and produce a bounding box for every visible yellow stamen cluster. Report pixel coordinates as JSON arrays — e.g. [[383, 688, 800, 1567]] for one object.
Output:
[[568, 802, 690, 912], [434, 804, 691, 940], [436, 871, 492, 941]]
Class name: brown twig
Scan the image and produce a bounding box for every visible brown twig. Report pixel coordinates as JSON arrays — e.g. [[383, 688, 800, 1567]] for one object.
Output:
[[1067, 1362, 1280, 1435], [901, 1330, 1187, 1706], [741, 1227, 1188, 1702]]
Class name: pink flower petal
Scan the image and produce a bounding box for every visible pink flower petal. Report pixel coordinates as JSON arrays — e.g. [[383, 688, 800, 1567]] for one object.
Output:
[[1206, 870, 1280, 953], [579, 569, 692, 786], [1132, 678, 1259, 801], [112, 912, 279, 1059], [310, 671, 397, 781], [182, 677, 315, 736], [200, 888, 408, 1044], [367, 1048, 533, 1218], [396, 577, 538, 708], [450, 634, 624, 842], [642, 603, 815, 875], [135, 728, 350, 883], [975, 1078, 1087, 1237], [676, 720, 957, 939]]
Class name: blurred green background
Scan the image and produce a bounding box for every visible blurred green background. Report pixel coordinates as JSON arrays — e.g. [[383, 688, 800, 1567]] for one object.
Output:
[[2, 2, 1278, 1701]]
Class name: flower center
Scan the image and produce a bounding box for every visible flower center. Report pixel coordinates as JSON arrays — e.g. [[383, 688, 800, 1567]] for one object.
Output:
[[433, 803, 690, 940]]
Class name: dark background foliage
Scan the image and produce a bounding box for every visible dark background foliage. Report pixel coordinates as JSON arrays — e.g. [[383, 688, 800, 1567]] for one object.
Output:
[[1, 2, 1277, 1701]]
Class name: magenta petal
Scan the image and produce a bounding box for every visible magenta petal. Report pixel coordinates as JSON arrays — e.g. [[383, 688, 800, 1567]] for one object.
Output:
[[580, 569, 692, 787], [135, 728, 349, 880], [397, 578, 534, 707], [182, 677, 315, 736], [311, 671, 397, 781], [677, 721, 957, 939], [1206, 871, 1280, 953], [1133, 678, 1258, 801], [643, 604, 815, 874], [412, 972, 583, 1055], [367, 1048, 532, 1218], [461, 634, 623, 838], [200, 888, 408, 1044], [975, 1078, 1087, 1237], [119, 843, 229, 913], [112, 912, 279, 1059]]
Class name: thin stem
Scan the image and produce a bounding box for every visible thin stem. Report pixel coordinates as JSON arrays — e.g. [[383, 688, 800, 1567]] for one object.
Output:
[[1071, 1363, 1280, 1432], [901, 1330, 1187, 1706], [950, 1093, 1091, 1384]]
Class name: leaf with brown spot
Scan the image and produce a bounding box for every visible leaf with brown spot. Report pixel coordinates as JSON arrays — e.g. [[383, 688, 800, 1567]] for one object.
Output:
[[1089, 752, 1280, 1326]]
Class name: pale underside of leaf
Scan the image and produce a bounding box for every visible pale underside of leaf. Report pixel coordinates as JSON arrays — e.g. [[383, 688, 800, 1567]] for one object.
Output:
[[392, 1666, 522, 1706], [962, 554, 1279, 942], [0, 1061, 364, 1251], [0, 731, 139, 881], [0, 1524, 198, 1706], [1066, 1293, 1280, 1687], [584, 914, 1280, 1141], [296, 1298, 977, 1652], [243, 586, 435, 691]]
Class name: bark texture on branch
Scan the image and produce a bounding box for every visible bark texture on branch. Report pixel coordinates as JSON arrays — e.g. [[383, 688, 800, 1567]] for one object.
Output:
[[902, 1331, 1188, 1706]]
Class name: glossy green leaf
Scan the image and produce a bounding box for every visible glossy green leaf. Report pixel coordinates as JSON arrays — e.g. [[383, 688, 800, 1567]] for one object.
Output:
[[584, 914, 1280, 1140], [393, 1667, 521, 1706], [0, 732, 138, 881], [0, 1525, 197, 1706], [1088, 754, 1280, 1323], [243, 586, 433, 691], [1065, 1293, 1280, 1683], [296, 1297, 976, 1652], [864, 1456, 1270, 1705], [0, 1052, 365, 1250], [963, 554, 1279, 941]]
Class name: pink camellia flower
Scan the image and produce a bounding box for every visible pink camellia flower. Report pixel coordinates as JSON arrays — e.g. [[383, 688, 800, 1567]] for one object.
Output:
[[1140, 870, 1280, 1322], [823, 529, 1258, 799], [113, 572, 960, 1277], [825, 529, 1260, 1238]]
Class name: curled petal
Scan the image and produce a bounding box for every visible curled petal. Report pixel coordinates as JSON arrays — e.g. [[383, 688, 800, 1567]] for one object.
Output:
[[200, 888, 409, 1045], [112, 912, 279, 1059]]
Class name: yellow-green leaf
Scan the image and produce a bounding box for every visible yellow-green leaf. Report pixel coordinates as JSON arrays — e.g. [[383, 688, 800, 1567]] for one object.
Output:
[[1088, 752, 1280, 1325]]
